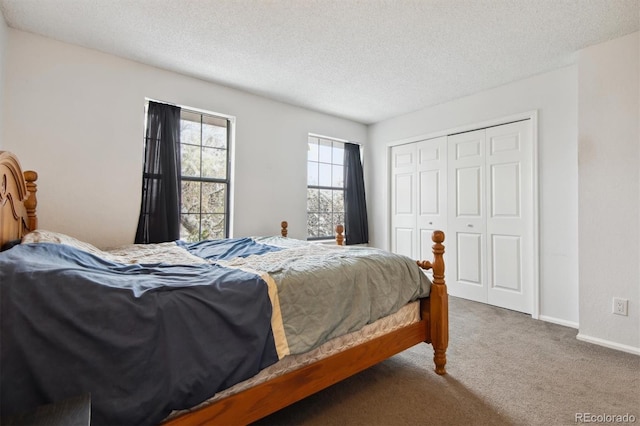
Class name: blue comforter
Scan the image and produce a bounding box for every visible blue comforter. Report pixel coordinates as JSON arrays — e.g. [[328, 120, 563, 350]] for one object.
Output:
[[0, 239, 281, 425], [177, 236, 281, 261]]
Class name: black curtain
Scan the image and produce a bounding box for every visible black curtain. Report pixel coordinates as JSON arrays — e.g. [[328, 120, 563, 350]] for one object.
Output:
[[135, 101, 182, 244], [343, 143, 369, 245]]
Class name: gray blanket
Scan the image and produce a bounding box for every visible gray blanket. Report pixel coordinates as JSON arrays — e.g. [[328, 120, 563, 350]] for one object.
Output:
[[220, 241, 431, 356]]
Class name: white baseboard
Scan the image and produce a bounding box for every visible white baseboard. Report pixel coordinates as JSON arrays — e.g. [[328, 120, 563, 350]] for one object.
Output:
[[538, 315, 579, 329], [576, 333, 640, 356]]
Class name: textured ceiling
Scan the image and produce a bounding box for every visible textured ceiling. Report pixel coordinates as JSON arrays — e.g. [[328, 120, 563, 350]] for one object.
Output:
[[1, 0, 638, 124]]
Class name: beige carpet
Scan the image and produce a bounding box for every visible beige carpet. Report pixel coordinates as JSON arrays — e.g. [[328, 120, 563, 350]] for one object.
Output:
[[254, 297, 640, 426]]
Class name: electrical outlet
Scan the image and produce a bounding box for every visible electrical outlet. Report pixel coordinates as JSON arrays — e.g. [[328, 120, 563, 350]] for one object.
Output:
[[613, 298, 628, 316]]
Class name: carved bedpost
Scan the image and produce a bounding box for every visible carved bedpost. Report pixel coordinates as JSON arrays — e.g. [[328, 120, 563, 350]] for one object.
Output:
[[281, 221, 288, 238], [24, 171, 38, 231], [335, 224, 344, 246], [428, 230, 448, 375]]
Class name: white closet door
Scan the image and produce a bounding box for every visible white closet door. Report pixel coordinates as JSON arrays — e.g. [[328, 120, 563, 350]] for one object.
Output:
[[447, 129, 487, 303], [390, 143, 417, 258], [416, 137, 447, 261], [485, 120, 533, 313], [389, 118, 536, 314]]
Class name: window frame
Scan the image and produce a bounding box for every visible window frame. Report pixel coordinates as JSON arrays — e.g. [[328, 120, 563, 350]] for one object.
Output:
[[178, 108, 231, 241], [306, 134, 346, 241]]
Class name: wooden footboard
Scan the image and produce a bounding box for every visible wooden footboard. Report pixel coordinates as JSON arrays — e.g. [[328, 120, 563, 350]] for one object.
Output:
[[417, 230, 448, 375]]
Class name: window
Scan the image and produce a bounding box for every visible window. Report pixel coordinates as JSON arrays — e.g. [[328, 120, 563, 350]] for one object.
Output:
[[307, 135, 345, 239], [179, 109, 230, 242]]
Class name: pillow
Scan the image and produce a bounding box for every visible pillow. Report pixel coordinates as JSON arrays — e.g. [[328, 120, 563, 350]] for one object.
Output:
[[21, 230, 108, 259]]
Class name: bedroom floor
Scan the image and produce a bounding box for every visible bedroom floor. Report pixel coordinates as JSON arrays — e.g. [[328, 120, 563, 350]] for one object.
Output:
[[254, 296, 640, 426]]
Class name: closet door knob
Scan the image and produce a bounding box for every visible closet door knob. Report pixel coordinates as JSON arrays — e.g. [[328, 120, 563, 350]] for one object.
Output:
[[429, 221, 433, 225], [467, 223, 473, 228]]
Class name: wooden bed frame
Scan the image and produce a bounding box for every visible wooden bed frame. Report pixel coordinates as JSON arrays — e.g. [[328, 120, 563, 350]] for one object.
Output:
[[0, 150, 448, 426]]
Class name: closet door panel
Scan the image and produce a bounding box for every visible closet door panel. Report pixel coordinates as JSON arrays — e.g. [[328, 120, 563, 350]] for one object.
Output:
[[394, 228, 415, 258], [485, 120, 533, 314], [457, 232, 483, 283], [390, 144, 417, 258], [456, 167, 482, 217], [491, 234, 522, 292], [395, 174, 414, 214], [490, 162, 520, 218], [447, 129, 486, 303], [417, 137, 447, 261]]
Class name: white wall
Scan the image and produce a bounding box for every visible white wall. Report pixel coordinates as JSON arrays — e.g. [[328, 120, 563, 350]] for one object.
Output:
[[2, 29, 366, 247], [368, 66, 579, 326], [577, 32, 639, 353], [0, 12, 7, 149]]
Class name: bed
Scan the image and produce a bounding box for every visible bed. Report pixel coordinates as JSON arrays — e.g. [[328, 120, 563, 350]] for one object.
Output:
[[0, 150, 448, 425]]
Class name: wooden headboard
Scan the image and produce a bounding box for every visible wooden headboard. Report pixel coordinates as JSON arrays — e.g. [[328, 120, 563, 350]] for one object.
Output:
[[0, 151, 38, 248]]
